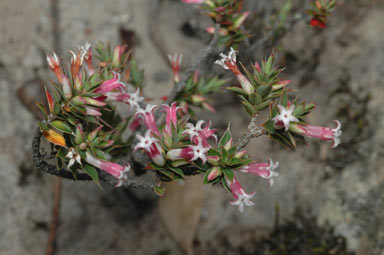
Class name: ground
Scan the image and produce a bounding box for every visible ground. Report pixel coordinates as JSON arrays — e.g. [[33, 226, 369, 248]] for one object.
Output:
[[0, 0, 384, 254]]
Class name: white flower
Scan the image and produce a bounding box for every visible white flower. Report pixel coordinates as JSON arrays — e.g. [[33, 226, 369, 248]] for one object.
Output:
[[189, 143, 210, 163], [272, 104, 299, 131], [128, 89, 144, 110], [230, 192, 255, 213], [66, 147, 82, 169], [214, 47, 237, 70]]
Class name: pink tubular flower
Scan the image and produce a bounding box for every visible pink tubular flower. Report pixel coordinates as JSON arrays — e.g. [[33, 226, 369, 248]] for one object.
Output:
[[135, 130, 165, 166], [207, 166, 222, 181], [183, 120, 217, 147], [168, 53, 183, 83], [290, 120, 342, 148], [85, 152, 130, 187], [135, 104, 160, 136], [167, 142, 209, 163], [126, 117, 142, 138], [105, 92, 131, 103], [227, 177, 255, 212], [310, 18, 326, 28], [112, 44, 128, 68], [276, 80, 291, 86], [162, 102, 182, 135], [206, 27, 228, 36], [82, 42, 95, 76], [72, 96, 106, 107], [272, 104, 299, 131], [69, 47, 87, 79], [215, 48, 254, 94], [233, 11, 249, 29], [240, 159, 279, 187], [46, 52, 72, 99], [127, 89, 144, 110], [85, 106, 102, 117], [46, 53, 63, 82], [93, 72, 126, 95]]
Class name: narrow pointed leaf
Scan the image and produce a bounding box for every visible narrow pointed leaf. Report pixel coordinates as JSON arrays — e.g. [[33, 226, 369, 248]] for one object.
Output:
[[44, 87, 54, 113], [43, 129, 66, 147]]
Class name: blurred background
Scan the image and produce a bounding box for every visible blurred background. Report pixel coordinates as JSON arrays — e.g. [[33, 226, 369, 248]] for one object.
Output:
[[1, 0, 384, 254]]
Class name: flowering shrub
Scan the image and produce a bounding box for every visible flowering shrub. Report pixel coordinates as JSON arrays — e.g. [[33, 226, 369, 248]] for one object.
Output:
[[35, 0, 340, 212]]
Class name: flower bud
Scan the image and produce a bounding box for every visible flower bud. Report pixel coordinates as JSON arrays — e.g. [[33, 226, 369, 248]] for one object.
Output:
[[207, 166, 222, 181]]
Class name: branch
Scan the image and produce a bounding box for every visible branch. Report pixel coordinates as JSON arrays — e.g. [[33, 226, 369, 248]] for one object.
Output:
[[164, 23, 221, 105], [32, 128, 92, 181], [32, 127, 154, 190], [246, 7, 306, 55], [236, 115, 266, 150]]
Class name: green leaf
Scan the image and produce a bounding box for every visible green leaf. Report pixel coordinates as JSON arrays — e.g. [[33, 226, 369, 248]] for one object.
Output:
[[281, 90, 288, 107], [239, 62, 257, 88], [231, 158, 253, 168], [53, 104, 61, 115], [203, 168, 212, 184], [263, 119, 275, 134], [200, 77, 226, 94], [56, 147, 67, 159], [256, 85, 272, 97], [255, 100, 271, 111], [35, 103, 48, 119], [226, 86, 248, 96], [304, 103, 315, 113], [265, 55, 274, 74], [293, 104, 304, 116], [287, 131, 297, 148], [219, 126, 232, 147], [154, 185, 166, 196], [130, 59, 144, 87], [222, 168, 234, 182], [242, 100, 256, 116], [159, 169, 174, 180], [50, 120, 73, 134], [221, 178, 231, 193], [168, 166, 185, 178], [38, 121, 50, 131], [249, 93, 262, 105], [227, 146, 237, 160], [82, 163, 100, 186], [278, 0, 292, 26], [208, 148, 221, 157]]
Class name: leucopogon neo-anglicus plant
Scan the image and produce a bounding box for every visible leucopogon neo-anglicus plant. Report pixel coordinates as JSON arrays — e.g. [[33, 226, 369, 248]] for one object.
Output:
[[33, 0, 340, 212]]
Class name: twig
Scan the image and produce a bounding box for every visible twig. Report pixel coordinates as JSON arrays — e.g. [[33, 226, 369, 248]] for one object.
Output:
[[164, 23, 221, 105], [45, 176, 62, 255], [33, 128, 92, 181], [246, 7, 307, 55], [236, 115, 266, 150], [32, 127, 155, 190], [148, 0, 171, 68]]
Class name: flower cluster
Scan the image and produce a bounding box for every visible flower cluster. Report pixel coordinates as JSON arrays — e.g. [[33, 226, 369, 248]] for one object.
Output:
[[308, 0, 337, 28], [134, 102, 217, 172], [39, 42, 146, 186], [183, 0, 249, 47], [216, 47, 342, 150], [37, 0, 342, 213], [165, 53, 226, 115], [38, 36, 343, 213], [131, 100, 281, 211]]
